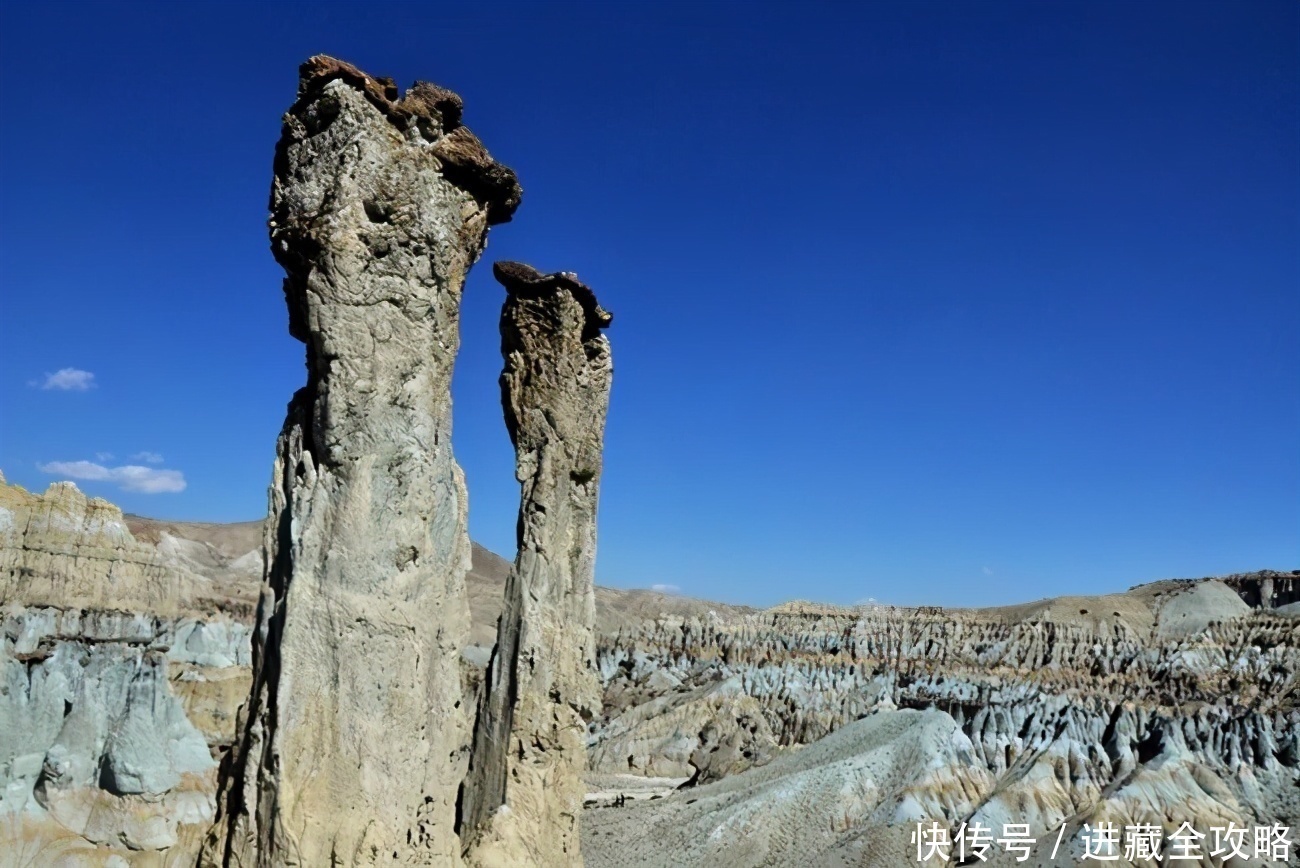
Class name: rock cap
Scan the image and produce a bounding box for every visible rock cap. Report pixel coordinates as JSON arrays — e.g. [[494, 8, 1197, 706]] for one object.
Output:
[[295, 55, 522, 224], [493, 261, 613, 335]]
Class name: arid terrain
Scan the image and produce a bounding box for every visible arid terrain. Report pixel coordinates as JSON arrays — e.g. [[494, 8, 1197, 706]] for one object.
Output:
[[2, 473, 1295, 866], [2, 53, 1296, 868]]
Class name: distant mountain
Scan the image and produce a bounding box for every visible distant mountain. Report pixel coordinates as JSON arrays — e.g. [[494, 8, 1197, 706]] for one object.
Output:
[[122, 514, 754, 647]]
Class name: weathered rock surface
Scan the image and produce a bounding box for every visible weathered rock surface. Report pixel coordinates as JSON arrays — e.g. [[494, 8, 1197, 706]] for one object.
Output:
[[588, 675, 777, 784], [199, 56, 520, 868], [2, 468, 665, 866], [585, 575, 1299, 866], [5, 455, 1295, 867], [2, 609, 229, 841], [0, 475, 250, 867], [1, 473, 207, 617], [585, 708, 992, 868], [460, 263, 613, 867], [1214, 569, 1299, 610]]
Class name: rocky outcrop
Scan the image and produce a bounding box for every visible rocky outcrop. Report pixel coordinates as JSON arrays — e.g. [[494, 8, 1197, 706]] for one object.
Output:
[[0, 476, 251, 866], [202, 57, 519, 868], [8, 47, 1290, 868], [4, 450, 1294, 868], [0, 465, 701, 868], [460, 263, 613, 867], [0, 467, 638, 866], [2, 609, 235, 848], [1, 473, 203, 616], [588, 675, 777, 784], [1219, 569, 1300, 609]]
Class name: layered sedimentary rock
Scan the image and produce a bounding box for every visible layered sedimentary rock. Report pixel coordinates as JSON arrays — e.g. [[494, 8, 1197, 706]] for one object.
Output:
[[0, 466, 616, 866], [1, 609, 244, 855], [585, 577, 1299, 866], [460, 263, 613, 866], [0, 475, 252, 866], [1, 472, 202, 615], [203, 57, 519, 868]]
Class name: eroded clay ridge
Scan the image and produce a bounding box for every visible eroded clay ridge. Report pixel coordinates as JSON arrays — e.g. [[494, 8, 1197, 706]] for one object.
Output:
[[1, 471, 183, 614], [591, 581, 1298, 824], [202, 57, 519, 867], [460, 262, 613, 866]]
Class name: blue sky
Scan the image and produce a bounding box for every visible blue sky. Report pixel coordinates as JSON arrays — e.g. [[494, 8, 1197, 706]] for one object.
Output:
[[1, 1, 1296, 607]]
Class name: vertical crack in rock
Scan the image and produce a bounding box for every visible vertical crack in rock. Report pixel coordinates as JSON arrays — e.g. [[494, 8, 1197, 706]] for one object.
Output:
[[202, 56, 520, 868], [460, 262, 613, 867]]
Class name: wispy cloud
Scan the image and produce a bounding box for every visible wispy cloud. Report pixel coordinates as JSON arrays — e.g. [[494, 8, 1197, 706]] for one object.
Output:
[[32, 368, 96, 391], [650, 583, 681, 594], [38, 460, 186, 494], [95, 451, 115, 462], [131, 451, 164, 464], [982, 566, 994, 576]]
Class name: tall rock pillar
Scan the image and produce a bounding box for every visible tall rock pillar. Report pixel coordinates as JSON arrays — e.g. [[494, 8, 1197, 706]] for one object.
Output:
[[203, 56, 520, 868], [461, 262, 613, 867]]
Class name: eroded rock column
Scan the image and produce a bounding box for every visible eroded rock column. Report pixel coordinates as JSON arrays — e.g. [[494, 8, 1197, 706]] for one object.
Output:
[[461, 262, 613, 867], [203, 56, 520, 868]]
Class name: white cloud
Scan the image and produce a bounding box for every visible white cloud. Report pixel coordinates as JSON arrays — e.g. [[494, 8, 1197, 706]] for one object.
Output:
[[38, 460, 186, 494], [650, 583, 681, 594], [33, 368, 96, 391], [95, 451, 115, 462], [982, 566, 994, 576], [131, 451, 164, 464]]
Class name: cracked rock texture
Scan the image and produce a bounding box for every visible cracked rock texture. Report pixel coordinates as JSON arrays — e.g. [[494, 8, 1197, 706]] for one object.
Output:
[[202, 57, 518, 868], [461, 263, 613, 867]]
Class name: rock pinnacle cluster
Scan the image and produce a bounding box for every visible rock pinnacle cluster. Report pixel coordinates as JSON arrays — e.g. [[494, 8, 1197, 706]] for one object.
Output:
[[201, 56, 609, 867]]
